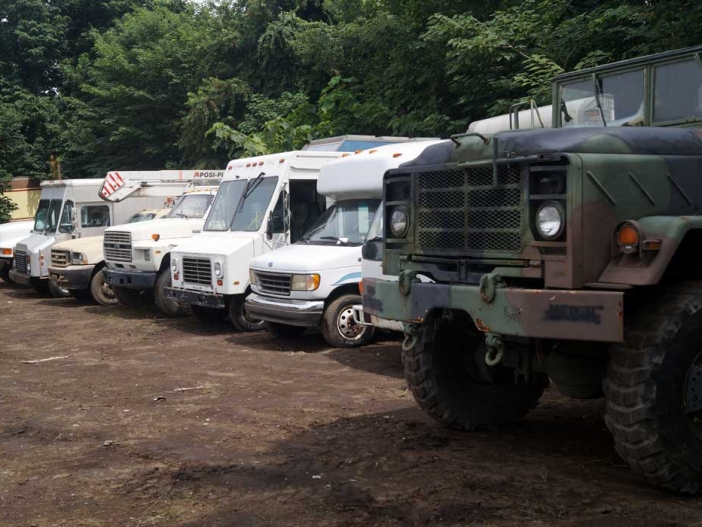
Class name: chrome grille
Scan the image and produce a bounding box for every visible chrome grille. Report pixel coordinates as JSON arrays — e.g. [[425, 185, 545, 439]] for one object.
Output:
[[15, 250, 27, 274], [51, 249, 70, 268], [415, 165, 523, 255], [104, 231, 132, 262], [182, 257, 212, 285], [255, 271, 292, 296]]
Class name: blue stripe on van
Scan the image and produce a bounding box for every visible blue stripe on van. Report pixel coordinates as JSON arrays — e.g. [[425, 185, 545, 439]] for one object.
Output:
[[331, 271, 362, 286]]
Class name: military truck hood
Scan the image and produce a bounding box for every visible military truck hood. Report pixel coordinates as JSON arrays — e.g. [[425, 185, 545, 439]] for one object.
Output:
[[15, 233, 56, 254], [173, 232, 256, 259], [105, 217, 205, 242], [250, 243, 360, 273], [0, 220, 33, 250], [398, 127, 702, 168]]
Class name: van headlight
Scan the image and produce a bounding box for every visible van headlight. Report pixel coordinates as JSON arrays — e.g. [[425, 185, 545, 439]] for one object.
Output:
[[291, 274, 320, 291], [390, 206, 409, 237], [536, 202, 565, 239], [71, 252, 84, 265], [214, 261, 222, 277], [171, 258, 178, 273]]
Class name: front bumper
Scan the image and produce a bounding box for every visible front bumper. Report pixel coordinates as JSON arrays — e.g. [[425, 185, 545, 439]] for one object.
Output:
[[167, 287, 225, 309], [49, 265, 95, 290], [352, 304, 404, 331], [363, 277, 624, 343], [245, 293, 324, 327], [105, 268, 157, 290], [9, 270, 31, 286]]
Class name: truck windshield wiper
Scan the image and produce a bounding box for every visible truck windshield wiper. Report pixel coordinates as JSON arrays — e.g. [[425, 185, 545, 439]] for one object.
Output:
[[560, 100, 573, 123], [593, 75, 607, 127], [242, 171, 265, 201], [320, 236, 349, 245]]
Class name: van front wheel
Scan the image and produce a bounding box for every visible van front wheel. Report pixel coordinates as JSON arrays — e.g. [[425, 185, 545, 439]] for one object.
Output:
[[321, 294, 374, 348], [229, 295, 265, 332]]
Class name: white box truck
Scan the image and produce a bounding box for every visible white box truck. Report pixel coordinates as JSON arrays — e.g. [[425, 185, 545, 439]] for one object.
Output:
[[50, 171, 220, 307], [0, 220, 33, 283], [245, 140, 440, 347], [166, 136, 431, 330], [10, 178, 176, 296], [101, 171, 223, 315]]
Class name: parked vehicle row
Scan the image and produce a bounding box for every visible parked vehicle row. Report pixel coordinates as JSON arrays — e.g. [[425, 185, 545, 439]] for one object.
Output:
[[4, 46, 702, 494]]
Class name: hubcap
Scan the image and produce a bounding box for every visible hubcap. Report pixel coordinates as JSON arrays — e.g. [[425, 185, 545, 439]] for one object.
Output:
[[685, 352, 702, 440], [337, 306, 365, 341], [100, 278, 115, 300], [241, 303, 264, 326]]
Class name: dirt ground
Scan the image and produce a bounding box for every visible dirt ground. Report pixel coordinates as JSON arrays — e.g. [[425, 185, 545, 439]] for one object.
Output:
[[1, 281, 701, 527]]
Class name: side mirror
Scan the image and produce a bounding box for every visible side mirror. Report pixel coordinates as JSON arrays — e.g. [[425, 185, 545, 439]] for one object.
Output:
[[266, 215, 273, 240]]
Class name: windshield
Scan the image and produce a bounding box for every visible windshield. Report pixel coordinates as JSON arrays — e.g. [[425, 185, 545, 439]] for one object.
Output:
[[365, 201, 383, 241], [560, 69, 644, 127], [34, 199, 63, 233], [653, 58, 702, 123], [299, 199, 380, 246], [203, 179, 247, 231], [231, 176, 279, 232], [127, 211, 158, 223], [168, 193, 214, 219], [58, 201, 75, 233]]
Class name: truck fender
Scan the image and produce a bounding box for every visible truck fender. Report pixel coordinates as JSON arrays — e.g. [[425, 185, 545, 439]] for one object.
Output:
[[598, 215, 702, 286]]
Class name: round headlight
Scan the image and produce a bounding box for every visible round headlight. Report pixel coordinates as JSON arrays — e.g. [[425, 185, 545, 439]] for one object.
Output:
[[390, 207, 409, 238], [171, 259, 178, 273], [214, 262, 222, 277], [536, 202, 564, 239]]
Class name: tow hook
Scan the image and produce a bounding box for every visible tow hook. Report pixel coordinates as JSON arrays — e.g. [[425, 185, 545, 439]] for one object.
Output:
[[402, 323, 421, 351], [398, 270, 418, 296], [485, 333, 504, 366], [479, 273, 504, 303]]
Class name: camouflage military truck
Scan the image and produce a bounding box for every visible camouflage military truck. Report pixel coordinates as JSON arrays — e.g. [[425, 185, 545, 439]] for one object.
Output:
[[363, 45, 702, 492]]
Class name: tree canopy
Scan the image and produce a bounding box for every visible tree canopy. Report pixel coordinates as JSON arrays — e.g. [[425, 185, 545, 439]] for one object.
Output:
[[1, 0, 701, 220]]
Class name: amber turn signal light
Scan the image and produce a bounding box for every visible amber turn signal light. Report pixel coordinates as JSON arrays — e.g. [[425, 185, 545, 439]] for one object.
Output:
[[1, 248, 11, 255], [152, 234, 160, 241], [617, 226, 639, 246]]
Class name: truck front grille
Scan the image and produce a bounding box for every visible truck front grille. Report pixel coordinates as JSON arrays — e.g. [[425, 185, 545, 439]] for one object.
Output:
[[182, 257, 212, 285], [51, 249, 70, 268], [104, 231, 132, 262], [415, 165, 523, 255], [255, 271, 292, 296], [14, 250, 27, 274]]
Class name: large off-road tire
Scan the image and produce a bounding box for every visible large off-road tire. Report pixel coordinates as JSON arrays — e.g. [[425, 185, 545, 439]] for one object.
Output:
[[320, 294, 374, 348], [264, 321, 307, 339], [112, 286, 152, 307], [89, 268, 118, 306], [191, 305, 227, 324], [154, 270, 189, 317], [228, 294, 265, 332], [48, 280, 70, 298], [403, 317, 548, 430], [604, 282, 702, 494]]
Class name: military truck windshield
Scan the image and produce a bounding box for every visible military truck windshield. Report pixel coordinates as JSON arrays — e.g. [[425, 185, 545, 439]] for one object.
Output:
[[653, 58, 702, 123], [231, 177, 279, 232], [34, 199, 63, 233], [203, 179, 247, 231], [560, 69, 644, 127], [299, 199, 380, 246], [169, 193, 214, 219]]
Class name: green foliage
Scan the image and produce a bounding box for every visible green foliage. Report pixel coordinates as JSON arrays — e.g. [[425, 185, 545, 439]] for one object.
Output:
[[2, 0, 702, 179]]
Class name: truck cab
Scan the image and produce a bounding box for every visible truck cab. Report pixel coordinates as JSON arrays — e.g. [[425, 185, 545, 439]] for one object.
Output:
[[48, 207, 171, 305], [0, 220, 33, 283], [10, 179, 171, 296], [101, 171, 223, 315], [246, 140, 440, 347]]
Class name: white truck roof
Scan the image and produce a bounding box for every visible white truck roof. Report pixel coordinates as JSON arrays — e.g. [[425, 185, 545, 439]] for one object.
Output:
[[317, 140, 442, 201], [224, 151, 347, 182], [100, 170, 224, 202], [41, 179, 103, 188], [303, 135, 438, 152]]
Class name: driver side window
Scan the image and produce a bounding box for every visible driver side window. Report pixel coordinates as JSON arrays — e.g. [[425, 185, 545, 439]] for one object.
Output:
[[58, 201, 75, 233]]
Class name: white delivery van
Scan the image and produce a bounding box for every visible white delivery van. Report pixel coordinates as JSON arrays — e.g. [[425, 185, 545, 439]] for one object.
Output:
[[245, 140, 441, 347], [101, 171, 223, 315], [0, 220, 33, 283], [10, 178, 175, 296], [48, 207, 171, 304], [166, 136, 431, 330]]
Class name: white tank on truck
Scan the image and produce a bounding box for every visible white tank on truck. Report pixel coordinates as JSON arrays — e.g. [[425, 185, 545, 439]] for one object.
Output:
[[0, 219, 33, 283], [10, 178, 177, 297], [100, 170, 223, 315], [166, 135, 430, 329], [246, 140, 441, 347]]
